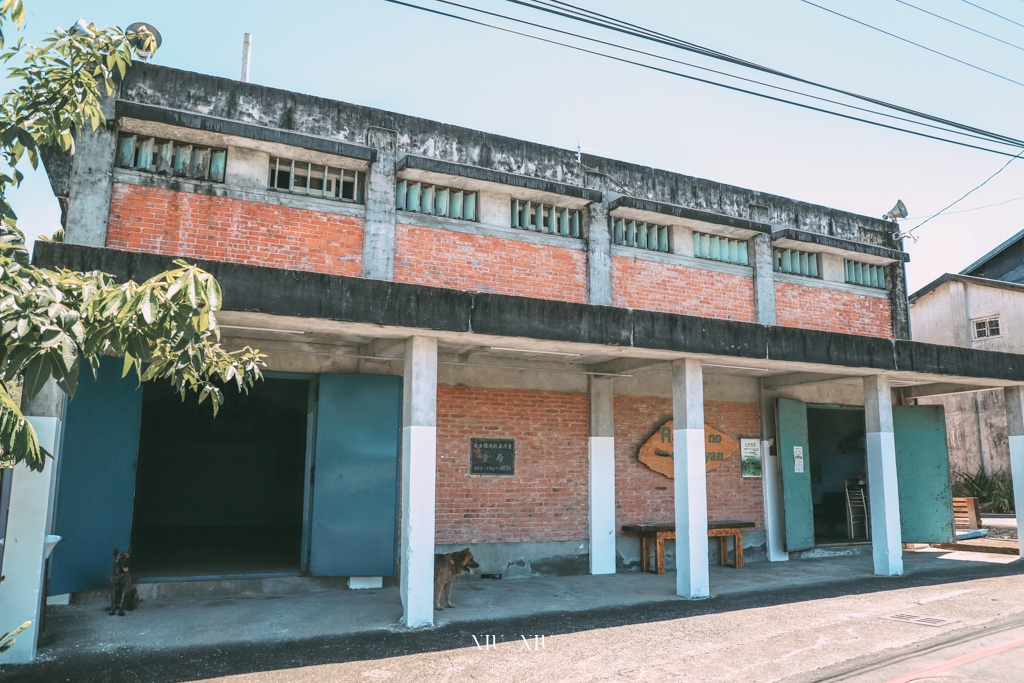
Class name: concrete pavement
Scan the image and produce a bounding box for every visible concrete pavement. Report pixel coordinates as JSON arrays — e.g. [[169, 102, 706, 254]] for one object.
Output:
[[1, 549, 1022, 682]]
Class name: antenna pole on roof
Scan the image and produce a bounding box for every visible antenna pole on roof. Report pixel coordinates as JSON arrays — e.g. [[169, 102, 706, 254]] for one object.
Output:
[[241, 33, 252, 83]]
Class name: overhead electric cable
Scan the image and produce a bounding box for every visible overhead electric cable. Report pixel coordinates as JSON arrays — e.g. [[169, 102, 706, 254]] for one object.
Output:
[[895, 0, 1024, 52], [798, 0, 1024, 88], [382, 0, 1021, 156], [960, 0, 1024, 30], [907, 149, 1024, 235], [906, 195, 1024, 220], [426, 0, 1011, 147], [499, 0, 1024, 147]]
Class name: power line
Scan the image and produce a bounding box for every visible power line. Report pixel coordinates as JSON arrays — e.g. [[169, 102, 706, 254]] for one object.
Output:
[[906, 195, 1024, 220], [428, 0, 1013, 148], [799, 0, 1024, 89], [501, 0, 1024, 148], [906, 149, 1024, 236], [381, 0, 1021, 156], [961, 0, 1024, 30], [895, 0, 1024, 52]]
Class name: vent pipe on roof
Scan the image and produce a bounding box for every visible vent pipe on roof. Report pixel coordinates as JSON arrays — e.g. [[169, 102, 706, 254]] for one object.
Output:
[[241, 33, 252, 83]]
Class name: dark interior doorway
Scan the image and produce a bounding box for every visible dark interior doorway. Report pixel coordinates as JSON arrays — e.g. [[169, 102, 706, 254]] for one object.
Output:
[[807, 407, 869, 545], [131, 377, 309, 578]]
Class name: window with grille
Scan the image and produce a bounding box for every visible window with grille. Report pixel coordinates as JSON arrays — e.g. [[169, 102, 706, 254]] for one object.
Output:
[[614, 218, 668, 252], [694, 232, 748, 265], [510, 200, 581, 237], [397, 181, 477, 220], [773, 248, 819, 278], [844, 259, 886, 289], [117, 133, 227, 182], [973, 316, 1001, 339], [269, 157, 364, 203]]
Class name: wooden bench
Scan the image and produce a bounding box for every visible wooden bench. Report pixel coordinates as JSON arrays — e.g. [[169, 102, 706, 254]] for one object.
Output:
[[622, 521, 756, 574], [953, 497, 982, 531]]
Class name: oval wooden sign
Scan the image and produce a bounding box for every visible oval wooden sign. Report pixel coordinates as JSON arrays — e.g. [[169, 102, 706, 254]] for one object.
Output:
[[637, 420, 740, 478]]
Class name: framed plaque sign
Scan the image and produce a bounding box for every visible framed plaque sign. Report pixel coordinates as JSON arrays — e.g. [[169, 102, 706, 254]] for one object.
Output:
[[470, 438, 515, 475]]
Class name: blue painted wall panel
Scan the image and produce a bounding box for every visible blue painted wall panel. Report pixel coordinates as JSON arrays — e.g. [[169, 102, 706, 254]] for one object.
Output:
[[777, 398, 815, 552], [50, 362, 143, 595], [310, 374, 401, 576], [893, 405, 955, 543]]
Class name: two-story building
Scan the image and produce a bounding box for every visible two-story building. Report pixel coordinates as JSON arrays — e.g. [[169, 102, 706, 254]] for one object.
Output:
[[3, 62, 1024, 663]]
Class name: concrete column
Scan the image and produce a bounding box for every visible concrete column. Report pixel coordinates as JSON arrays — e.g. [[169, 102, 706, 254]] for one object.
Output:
[[0, 380, 64, 663], [585, 172, 612, 305], [672, 358, 709, 598], [758, 384, 788, 562], [399, 336, 437, 627], [362, 128, 398, 281], [864, 375, 903, 576], [751, 233, 776, 326], [64, 97, 116, 247], [947, 280, 971, 348], [588, 376, 616, 575], [887, 235, 911, 340], [1001, 386, 1024, 556]]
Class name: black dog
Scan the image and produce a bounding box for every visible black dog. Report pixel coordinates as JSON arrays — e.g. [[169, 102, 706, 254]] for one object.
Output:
[[108, 547, 141, 616]]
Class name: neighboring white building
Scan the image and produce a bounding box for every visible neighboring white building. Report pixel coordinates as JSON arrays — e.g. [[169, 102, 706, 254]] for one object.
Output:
[[909, 229, 1024, 475]]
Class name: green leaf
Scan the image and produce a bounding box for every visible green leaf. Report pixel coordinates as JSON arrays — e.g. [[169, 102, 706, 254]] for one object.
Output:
[[21, 353, 52, 400]]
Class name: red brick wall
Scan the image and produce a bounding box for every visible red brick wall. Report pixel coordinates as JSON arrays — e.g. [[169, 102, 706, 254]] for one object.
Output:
[[611, 256, 756, 321], [106, 183, 364, 275], [435, 386, 590, 544], [775, 281, 892, 338], [614, 396, 764, 531], [394, 223, 587, 303]]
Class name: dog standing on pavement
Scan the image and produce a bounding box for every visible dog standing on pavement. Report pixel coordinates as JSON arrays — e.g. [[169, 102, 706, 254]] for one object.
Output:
[[433, 548, 480, 610], [108, 547, 141, 616]]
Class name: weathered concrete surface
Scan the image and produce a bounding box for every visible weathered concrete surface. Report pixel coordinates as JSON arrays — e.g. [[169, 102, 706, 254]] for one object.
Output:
[[64, 97, 116, 247], [363, 128, 397, 280], [2, 551, 1021, 682], [31, 241, 1024, 383]]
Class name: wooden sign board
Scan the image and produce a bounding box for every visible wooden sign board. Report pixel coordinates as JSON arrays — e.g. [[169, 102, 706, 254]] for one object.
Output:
[[637, 421, 740, 479]]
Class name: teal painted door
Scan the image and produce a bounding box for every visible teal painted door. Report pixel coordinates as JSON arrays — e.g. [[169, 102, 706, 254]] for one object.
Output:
[[776, 398, 815, 551], [50, 360, 143, 594], [310, 374, 402, 576], [893, 405, 955, 543]]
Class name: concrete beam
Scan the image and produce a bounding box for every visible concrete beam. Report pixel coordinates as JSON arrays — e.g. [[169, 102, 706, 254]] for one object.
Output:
[[400, 336, 437, 627], [588, 358, 667, 375], [585, 172, 612, 306], [359, 338, 406, 359], [761, 372, 855, 390], [588, 377, 615, 575], [751, 234, 776, 326], [864, 375, 903, 577], [65, 97, 116, 247], [672, 358, 709, 598], [899, 383, 992, 399]]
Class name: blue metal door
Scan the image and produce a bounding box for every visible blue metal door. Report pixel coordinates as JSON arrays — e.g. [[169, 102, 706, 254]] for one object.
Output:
[[893, 405, 955, 543], [310, 374, 401, 576], [776, 398, 815, 552], [50, 361, 143, 594]]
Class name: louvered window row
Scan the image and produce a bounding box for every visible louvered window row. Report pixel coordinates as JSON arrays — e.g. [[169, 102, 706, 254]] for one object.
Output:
[[397, 181, 477, 220], [614, 219, 669, 252], [693, 232, 749, 265], [510, 200, 582, 237], [269, 158, 364, 203], [773, 248, 819, 277], [845, 260, 886, 289], [117, 134, 226, 182]]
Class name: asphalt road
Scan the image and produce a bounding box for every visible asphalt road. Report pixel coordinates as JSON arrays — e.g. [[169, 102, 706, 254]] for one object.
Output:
[[3, 560, 1023, 683]]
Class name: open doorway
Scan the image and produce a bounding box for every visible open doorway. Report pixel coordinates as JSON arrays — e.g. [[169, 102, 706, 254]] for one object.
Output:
[[807, 407, 869, 545], [130, 377, 310, 579]]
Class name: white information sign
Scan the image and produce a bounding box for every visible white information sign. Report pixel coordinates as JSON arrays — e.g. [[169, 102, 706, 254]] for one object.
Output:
[[740, 438, 762, 478], [793, 446, 804, 474]]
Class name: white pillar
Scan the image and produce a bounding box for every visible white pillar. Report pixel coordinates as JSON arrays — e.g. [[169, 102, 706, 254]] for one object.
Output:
[[1002, 386, 1024, 557], [758, 387, 788, 562], [400, 336, 437, 628], [864, 375, 903, 576], [0, 410, 61, 664], [672, 358, 709, 598], [588, 376, 616, 574]]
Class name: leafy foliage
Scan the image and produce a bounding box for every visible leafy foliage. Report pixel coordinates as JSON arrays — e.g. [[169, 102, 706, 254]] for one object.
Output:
[[0, 5, 264, 472], [951, 467, 1015, 514]]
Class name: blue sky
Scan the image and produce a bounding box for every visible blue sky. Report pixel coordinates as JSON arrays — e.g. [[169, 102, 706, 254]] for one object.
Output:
[[10, 0, 1024, 293]]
